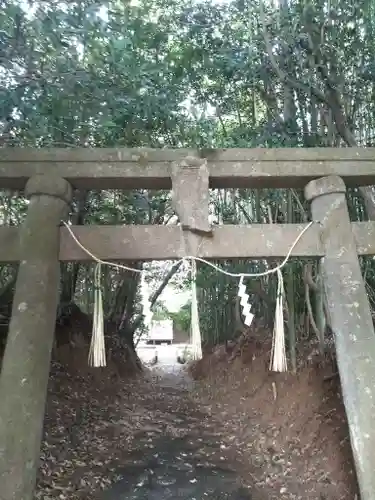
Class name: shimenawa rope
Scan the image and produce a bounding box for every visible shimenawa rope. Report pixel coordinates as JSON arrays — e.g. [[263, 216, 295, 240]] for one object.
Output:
[[62, 221, 314, 370]]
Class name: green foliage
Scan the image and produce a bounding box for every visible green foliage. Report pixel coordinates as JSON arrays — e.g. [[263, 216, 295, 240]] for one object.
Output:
[[169, 302, 191, 333], [1, 0, 375, 349], [152, 300, 171, 321]]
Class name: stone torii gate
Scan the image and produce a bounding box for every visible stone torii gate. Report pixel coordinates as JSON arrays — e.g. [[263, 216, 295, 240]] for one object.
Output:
[[0, 147, 375, 499]]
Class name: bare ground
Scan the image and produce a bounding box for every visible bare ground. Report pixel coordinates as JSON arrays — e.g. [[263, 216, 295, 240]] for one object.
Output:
[[190, 333, 359, 500], [36, 344, 256, 499], [34, 326, 358, 499]]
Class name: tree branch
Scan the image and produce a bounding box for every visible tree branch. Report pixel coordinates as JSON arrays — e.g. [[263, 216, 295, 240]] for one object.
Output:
[[259, 0, 328, 105], [128, 260, 184, 335]]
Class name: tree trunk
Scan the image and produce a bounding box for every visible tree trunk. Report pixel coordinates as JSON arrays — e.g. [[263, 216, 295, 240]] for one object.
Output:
[[59, 190, 88, 306], [127, 260, 184, 337]]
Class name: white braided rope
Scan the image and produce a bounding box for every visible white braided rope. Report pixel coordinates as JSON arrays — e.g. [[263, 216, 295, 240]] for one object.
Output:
[[62, 221, 314, 370]]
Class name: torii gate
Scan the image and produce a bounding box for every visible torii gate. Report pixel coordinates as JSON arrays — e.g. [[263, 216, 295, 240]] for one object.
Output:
[[0, 147, 375, 499]]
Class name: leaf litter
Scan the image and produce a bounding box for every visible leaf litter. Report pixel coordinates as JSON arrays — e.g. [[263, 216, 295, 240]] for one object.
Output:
[[35, 329, 358, 500], [34, 348, 256, 500]]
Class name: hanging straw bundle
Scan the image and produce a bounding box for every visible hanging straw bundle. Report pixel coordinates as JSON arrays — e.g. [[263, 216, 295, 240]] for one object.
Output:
[[190, 259, 202, 360], [267, 206, 287, 372], [88, 263, 106, 367], [269, 268, 287, 372]]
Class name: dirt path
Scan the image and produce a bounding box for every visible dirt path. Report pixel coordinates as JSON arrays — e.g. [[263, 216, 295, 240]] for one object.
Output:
[[36, 340, 357, 499], [99, 376, 254, 499], [36, 360, 258, 499]]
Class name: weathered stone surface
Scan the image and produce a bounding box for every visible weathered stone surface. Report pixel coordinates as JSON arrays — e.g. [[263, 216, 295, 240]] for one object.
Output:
[[0, 176, 72, 500], [25, 173, 72, 203], [305, 174, 346, 200], [3, 221, 375, 262], [1, 224, 324, 262], [1, 148, 375, 190], [2, 146, 375, 163], [305, 175, 375, 500], [170, 156, 212, 235]]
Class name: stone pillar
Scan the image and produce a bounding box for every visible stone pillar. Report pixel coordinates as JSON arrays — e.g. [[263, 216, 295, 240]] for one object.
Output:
[[0, 175, 72, 500], [305, 175, 375, 500]]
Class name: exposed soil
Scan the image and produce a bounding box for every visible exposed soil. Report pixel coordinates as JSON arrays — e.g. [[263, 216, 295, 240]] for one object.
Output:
[[31, 319, 358, 500], [190, 330, 359, 500], [35, 347, 257, 499]]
